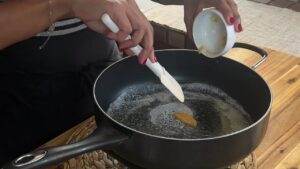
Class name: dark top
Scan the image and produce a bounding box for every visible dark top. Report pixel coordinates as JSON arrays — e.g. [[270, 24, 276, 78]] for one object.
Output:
[[0, 27, 119, 73], [0, 18, 120, 164]]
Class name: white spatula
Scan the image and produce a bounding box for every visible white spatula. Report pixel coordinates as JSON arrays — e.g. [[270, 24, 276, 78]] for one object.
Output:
[[101, 13, 184, 102]]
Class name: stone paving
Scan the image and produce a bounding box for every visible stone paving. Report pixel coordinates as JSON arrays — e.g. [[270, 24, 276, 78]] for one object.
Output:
[[249, 0, 299, 12], [137, 0, 300, 56]]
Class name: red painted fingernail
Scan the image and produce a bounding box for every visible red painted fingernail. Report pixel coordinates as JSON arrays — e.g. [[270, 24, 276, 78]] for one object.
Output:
[[229, 17, 235, 24], [142, 59, 147, 65], [238, 24, 243, 32]]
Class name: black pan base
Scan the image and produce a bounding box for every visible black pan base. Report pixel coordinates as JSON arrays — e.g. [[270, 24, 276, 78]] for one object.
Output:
[[3, 43, 270, 169]]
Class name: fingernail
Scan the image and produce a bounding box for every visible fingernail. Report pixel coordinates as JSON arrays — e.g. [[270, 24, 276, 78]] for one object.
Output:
[[238, 24, 243, 32], [142, 59, 147, 65], [154, 56, 158, 62], [229, 17, 235, 24]]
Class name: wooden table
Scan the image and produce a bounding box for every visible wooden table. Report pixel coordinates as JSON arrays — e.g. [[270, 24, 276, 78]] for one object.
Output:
[[43, 47, 300, 169], [226, 48, 300, 169]]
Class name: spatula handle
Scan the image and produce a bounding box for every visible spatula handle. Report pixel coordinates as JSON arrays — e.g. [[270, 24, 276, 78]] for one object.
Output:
[[101, 13, 164, 78]]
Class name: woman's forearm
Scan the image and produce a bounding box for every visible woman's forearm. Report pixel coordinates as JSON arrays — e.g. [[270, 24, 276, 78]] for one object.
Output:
[[0, 0, 72, 49]]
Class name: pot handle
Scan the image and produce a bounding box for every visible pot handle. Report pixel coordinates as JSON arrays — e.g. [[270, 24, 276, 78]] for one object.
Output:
[[2, 120, 129, 169], [233, 43, 268, 70]]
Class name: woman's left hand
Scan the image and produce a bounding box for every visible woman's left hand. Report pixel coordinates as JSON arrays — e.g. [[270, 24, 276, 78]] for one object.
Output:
[[184, 0, 242, 39]]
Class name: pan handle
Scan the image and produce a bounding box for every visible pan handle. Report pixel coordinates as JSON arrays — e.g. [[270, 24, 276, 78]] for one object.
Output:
[[2, 120, 129, 169], [233, 43, 268, 70]]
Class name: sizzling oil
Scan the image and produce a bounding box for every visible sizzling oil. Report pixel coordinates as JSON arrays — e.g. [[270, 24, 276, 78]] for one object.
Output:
[[107, 83, 252, 139]]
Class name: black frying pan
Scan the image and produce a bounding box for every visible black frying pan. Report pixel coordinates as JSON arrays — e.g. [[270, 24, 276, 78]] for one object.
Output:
[[3, 43, 271, 169]]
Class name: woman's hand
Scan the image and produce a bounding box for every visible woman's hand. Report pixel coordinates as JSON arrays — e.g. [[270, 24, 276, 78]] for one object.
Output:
[[184, 0, 242, 40], [70, 0, 155, 64]]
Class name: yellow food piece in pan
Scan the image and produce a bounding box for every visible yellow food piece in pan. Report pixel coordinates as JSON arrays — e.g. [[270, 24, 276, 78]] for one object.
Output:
[[173, 112, 197, 128]]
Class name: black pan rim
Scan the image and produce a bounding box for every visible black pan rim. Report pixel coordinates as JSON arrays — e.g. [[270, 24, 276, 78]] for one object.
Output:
[[93, 49, 273, 141]]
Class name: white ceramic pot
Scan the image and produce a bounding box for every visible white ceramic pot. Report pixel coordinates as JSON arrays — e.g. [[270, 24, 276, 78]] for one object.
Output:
[[193, 8, 236, 58]]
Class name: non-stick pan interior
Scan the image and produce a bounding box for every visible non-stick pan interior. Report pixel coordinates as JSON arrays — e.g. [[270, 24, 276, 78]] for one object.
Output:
[[94, 50, 271, 139], [106, 82, 252, 139]]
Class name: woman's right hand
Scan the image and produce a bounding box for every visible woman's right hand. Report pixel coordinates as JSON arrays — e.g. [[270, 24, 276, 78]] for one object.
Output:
[[69, 0, 155, 64]]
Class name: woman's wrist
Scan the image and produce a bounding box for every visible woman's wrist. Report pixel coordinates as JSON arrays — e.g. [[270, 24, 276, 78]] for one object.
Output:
[[183, 0, 196, 7], [51, 0, 74, 22]]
